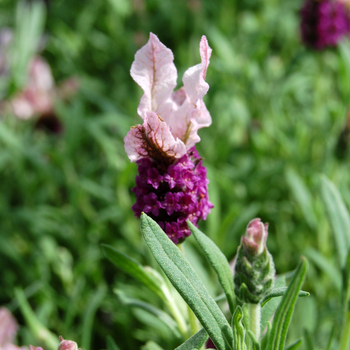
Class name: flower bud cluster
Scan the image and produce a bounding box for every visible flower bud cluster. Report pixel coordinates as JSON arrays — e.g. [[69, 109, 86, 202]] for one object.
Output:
[[132, 147, 213, 244], [300, 0, 350, 50], [234, 219, 275, 304]]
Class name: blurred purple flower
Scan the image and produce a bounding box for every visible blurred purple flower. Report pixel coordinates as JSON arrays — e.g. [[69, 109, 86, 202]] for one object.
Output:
[[300, 0, 350, 50]]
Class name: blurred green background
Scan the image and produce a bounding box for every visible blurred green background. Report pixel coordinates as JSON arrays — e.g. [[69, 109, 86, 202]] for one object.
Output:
[[1, 0, 350, 349]]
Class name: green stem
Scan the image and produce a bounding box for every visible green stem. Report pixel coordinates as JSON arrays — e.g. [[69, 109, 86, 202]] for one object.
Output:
[[248, 303, 261, 348], [162, 288, 188, 338], [340, 309, 350, 350]]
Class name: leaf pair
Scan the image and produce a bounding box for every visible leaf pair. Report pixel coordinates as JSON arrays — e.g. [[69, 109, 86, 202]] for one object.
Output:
[[141, 213, 234, 350]]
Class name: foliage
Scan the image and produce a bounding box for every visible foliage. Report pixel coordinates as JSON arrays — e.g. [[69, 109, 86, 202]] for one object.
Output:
[[1, 0, 350, 349]]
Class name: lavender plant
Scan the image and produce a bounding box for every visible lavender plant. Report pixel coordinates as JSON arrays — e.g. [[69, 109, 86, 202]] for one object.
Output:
[[103, 33, 310, 350]]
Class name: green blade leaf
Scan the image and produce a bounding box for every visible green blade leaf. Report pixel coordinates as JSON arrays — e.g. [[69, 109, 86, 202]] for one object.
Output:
[[261, 276, 286, 335], [285, 167, 317, 230], [115, 290, 181, 339], [320, 175, 350, 267], [266, 257, 308, 350], [285, 338, 302, 350], [175, 328, 208, 350], [14, 288, 58, 350], [141, 341, 165, 350], [232, 306, 247, 350], [247, 331, 260, 350], [261, 287, 309, 306], [106, 336, 121, 350], [101, 244, 165, 300], [141, 213, 233, 350], [188, 221, 235, 314]]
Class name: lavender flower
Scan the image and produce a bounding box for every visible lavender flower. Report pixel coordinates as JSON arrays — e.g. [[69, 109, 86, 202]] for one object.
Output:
[[125, 33, 213, 244], [300, 0, 350, 50]]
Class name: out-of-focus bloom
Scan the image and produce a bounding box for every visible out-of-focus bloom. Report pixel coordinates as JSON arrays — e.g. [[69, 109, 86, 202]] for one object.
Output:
[[300, 0, 350, 50], [234, 219, 275, 304], [10, 57, 55, 120], [0, 307, 26, 350], [124, 33, 213, 244], [0, 28, 78, 132], [30, 337, 80, 350]]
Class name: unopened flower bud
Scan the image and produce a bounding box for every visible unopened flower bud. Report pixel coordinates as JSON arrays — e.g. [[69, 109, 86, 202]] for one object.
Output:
[[58, 337, 79, 350], [234, 218, 275, 304], [242, 218, 268, 256]]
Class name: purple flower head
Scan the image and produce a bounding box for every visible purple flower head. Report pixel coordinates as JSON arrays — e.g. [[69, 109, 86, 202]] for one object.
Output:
[[125, 33, 214, 244], [300, 0, 350, 50]]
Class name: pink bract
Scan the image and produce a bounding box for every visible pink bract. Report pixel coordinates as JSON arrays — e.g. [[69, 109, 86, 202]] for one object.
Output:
[[242, 218, 269, 256], [125, 33, 212, 163]]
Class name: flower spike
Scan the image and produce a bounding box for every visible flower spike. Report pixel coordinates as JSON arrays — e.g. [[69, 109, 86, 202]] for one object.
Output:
[[125, 34, 213, 243]]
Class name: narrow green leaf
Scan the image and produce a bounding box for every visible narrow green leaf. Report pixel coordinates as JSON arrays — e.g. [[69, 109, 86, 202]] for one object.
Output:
[[303, 329, 314, 350], [284, 338, 302, 350], [116, 290, 181, 339], [325, 325, 335, 350], [320, 175, 350, 267], [261, 287, 309, 306], [141, 213, 233, 350], [175, 328, 208, 350], [14, 289, 58, 350], [261, 322, 271, 350], [285, 167, 317, 229], [232, 306, 247, 350], [106, 336, 121, 350], [305, 247, 342, 292], [188, 221, 235, 313], [141, 341, 165, 350], [102, 244, 164, 300], [247, 331, 260, 350], [261, 276, 286, 335], [266, 257, 308, 350], [340, 250, 350, 350], [81, 284, 107, 350]]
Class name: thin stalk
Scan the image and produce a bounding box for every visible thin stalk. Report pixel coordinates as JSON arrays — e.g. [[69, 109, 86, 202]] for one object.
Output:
[[340, 309, 350, 350], [248, 303, 261, 348], [162, 288, 188, 338]]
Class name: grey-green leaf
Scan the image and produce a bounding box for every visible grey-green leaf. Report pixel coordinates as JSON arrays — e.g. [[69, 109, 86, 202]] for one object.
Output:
[[175, 328, 208, 350], [261, 287, 309, 306], [266, 257, 308, 350], [101, 244, 164, 300], [320, 175, 350, 267], [141, 213, 233, 350], [188, 221, 235, 313]]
